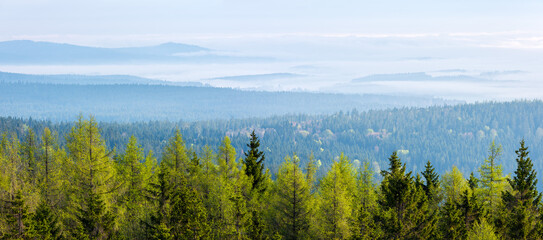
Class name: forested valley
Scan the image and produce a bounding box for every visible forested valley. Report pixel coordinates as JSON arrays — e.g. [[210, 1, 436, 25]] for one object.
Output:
[[1, 101, 543, 239]]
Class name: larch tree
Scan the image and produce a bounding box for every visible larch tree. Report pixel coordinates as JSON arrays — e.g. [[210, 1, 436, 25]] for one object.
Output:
[[318, 153, 356, 239], [65, 116, 117, 239], [351, 161, 379, 240], [272, 154, 312, 240], [478, 141, 507, 219]]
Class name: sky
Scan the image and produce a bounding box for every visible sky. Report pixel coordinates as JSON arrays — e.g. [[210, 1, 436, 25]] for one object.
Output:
[[1, 1, 543, 101], [1, 0, 542, 46]]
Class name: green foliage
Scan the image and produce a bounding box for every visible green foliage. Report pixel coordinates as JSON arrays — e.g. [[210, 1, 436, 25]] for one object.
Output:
[[377, 152, 434, 239], [271, 155, 312, 240], [243, 130, 266, 193], [477, 141, 507, 219], [466, 218, 499, 240], [2, 114, 543, 239], [318, 153, 356, 239], [500, 140, 542, 239]]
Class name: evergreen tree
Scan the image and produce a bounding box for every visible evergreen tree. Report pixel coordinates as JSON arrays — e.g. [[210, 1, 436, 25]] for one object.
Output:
[[500, 140, 542, 239], [146, 162, 173, 240], [3, 190, 31, 239], [243, 130, 266, 193], [376, 152, 434, 239], [421, 161, 441, 206], [37, 127, 64, 206], [27, 199, 62, 240], [456, 189, 484, 239], [439, 199, 463, 240]]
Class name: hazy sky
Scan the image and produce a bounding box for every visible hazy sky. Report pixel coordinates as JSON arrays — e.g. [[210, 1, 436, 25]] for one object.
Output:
[[1, 0, 543, 46]]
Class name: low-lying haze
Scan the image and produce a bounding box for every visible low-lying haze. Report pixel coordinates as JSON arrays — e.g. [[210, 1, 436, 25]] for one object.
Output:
[[1, 1, 542, 101]]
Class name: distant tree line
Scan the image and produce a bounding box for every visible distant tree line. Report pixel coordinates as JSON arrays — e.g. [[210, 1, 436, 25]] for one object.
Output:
[[1, 100, 542, 179], [1, 116, 542, 239]]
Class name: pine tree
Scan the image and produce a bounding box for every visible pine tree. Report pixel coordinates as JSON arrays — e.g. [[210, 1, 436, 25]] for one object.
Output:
[[501, 140, 542, 239], [243, 130, 266, 193]]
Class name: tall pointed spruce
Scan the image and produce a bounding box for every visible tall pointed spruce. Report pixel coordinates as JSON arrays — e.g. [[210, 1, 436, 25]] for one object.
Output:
[[243, 130, 266, 193], [500, 140, 542, 239]]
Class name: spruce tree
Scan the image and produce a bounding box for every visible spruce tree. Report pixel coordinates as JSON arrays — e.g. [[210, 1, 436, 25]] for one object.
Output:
[[243, 130, 266, 193], [27, 199, 62, 239], [501, 140, 542, 239], [377, 152, 434, 239]]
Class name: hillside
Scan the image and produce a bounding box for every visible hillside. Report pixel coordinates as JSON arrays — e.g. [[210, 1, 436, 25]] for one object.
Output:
[[0, 40, 267, 64], [0, 82, 454, 121], [2, 101, 541, 179]]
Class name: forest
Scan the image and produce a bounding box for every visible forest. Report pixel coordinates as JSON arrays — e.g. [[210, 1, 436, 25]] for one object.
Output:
[[0, 115, 542, 239], [1, 100, 542, 179]]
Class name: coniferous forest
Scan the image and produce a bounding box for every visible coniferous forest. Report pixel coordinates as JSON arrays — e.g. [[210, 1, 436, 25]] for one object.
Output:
[[1, 113, 543, 239]]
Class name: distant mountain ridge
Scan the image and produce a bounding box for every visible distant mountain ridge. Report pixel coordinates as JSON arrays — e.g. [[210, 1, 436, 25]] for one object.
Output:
[[0, 40, 268, 64], [0, 71, 204, 86]]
